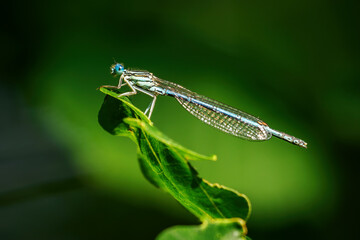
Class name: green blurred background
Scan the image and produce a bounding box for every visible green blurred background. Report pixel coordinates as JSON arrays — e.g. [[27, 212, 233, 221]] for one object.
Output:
[[1, 0, 359, 239]]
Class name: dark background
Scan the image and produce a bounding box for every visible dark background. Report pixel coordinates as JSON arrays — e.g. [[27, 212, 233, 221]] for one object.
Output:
[[1, 0, 359, 239]]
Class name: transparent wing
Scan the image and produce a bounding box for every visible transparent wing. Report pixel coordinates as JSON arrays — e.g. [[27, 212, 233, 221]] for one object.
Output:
[[154, 78, 271, 141]]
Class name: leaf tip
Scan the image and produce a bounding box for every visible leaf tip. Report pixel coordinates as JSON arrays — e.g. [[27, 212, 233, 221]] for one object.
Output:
[[98, 85, 109, 94]]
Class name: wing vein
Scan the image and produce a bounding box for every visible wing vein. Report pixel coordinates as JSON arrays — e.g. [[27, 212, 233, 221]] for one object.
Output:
[[154, 78, 271, 141]]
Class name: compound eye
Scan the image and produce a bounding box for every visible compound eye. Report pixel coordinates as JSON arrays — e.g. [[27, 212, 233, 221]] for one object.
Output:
[[117, 64, 123, 72], [110, 63, 124, 76]]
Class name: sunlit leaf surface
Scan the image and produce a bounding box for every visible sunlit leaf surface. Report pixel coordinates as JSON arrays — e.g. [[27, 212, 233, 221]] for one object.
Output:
[[156, 219, 250, 240], [98, 87, 251, 223]]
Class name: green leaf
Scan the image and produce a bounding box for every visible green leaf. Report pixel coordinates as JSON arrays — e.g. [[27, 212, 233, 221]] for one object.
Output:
[[98, 86, 251, 222], [156, 219, 251, 240]]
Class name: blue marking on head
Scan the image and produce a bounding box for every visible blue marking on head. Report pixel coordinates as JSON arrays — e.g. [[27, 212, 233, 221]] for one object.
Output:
[[110, 63, 124, 76]]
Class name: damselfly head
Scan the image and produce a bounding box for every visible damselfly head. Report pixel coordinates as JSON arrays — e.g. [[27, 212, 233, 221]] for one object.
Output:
[[110, 63, 124, 76]]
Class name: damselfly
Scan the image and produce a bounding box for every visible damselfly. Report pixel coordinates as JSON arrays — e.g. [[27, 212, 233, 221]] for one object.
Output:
[[102, 63, 307, 148]]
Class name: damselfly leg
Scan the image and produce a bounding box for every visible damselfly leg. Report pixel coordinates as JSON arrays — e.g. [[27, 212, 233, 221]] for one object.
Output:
[[144, 96, 157, 119], [117, 78, 137, 97], [98, 75, 126, 90], [132, 86, 157, 119]]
